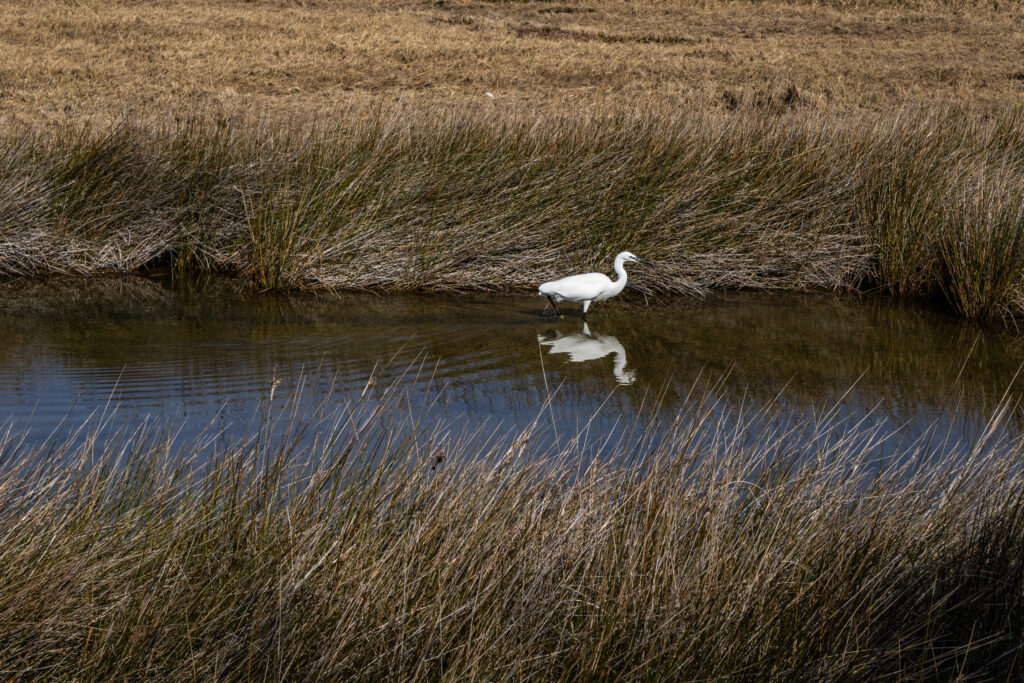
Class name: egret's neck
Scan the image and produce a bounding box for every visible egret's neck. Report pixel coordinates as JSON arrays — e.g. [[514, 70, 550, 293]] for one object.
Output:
[[612, 256, 628, 284]]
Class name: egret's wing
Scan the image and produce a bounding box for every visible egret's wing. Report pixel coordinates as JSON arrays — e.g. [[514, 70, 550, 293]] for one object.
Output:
[[538, 273, 611, 301]]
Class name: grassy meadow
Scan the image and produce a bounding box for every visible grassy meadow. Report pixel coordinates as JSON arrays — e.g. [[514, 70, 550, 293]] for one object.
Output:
[[2, 0, 1023, 123]]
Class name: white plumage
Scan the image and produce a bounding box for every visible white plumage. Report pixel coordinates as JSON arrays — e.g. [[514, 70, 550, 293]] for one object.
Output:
[[538, 251, 650, 318]]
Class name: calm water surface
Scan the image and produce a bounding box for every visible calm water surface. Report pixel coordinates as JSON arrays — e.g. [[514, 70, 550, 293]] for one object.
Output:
[[1, 277, 1022, 458]]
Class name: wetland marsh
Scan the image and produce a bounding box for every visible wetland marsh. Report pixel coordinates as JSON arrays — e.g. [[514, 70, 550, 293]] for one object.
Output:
[[4, 0, 1024, 677], [3, 278, 1021, 458]]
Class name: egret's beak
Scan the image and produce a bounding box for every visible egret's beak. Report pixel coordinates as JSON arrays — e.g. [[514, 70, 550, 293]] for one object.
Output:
[[637, 258, 654, 266]]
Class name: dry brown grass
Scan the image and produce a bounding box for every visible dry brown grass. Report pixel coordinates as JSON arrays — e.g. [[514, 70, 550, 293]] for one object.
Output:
[[3, 104, 1024, 322], [0, 376, 1022, 679], [2, 0, 1023, 127]]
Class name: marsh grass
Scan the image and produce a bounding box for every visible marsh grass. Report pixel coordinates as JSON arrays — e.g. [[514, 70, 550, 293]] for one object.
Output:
[[939, 168, 1024, 322], [0, 374, 1021, 679], [2, 104, 1024, 321]]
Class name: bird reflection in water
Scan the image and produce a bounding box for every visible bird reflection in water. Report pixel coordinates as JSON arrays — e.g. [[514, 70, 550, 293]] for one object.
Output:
[[537, 323, 636, 385]]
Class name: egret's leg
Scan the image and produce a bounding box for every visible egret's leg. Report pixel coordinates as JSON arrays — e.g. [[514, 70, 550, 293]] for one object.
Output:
[[544, 296, 561, 317], [582, 300, 591, 320]]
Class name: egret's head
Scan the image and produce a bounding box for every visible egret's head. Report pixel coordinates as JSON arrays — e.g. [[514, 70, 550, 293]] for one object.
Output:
[[619, 252, 653, 266]]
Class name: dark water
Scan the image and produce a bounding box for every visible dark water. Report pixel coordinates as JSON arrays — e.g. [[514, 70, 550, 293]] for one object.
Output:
[[0, 277, 1022, 458]]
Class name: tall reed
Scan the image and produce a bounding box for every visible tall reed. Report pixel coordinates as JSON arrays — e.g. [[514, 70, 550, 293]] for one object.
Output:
[[2, 104, 1024, 322], [0, 375, 1020, 679]]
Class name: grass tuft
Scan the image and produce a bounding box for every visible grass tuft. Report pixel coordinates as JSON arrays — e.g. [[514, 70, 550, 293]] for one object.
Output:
[[3, 105, 1024, 322], [0, 377, 1021, 678]]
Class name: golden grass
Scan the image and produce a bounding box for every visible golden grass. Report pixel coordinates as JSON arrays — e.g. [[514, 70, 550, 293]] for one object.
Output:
[[2, 0, 1023, 127]]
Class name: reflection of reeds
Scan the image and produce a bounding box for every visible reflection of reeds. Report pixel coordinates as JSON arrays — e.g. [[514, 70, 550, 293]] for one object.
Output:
[[3, 105, 1024, 322], [0, 376, 1021, 679]]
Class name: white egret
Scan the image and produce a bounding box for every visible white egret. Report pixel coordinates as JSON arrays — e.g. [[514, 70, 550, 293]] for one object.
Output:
[[538, 251, 651, 319], [538, 323, 636, 385]]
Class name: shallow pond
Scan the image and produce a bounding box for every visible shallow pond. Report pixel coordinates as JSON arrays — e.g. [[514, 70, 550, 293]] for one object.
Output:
[[0, 277, 1022, 459]]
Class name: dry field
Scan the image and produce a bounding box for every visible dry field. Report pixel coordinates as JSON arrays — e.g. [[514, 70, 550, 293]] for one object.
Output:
[[2, 0, 1023, 125]]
